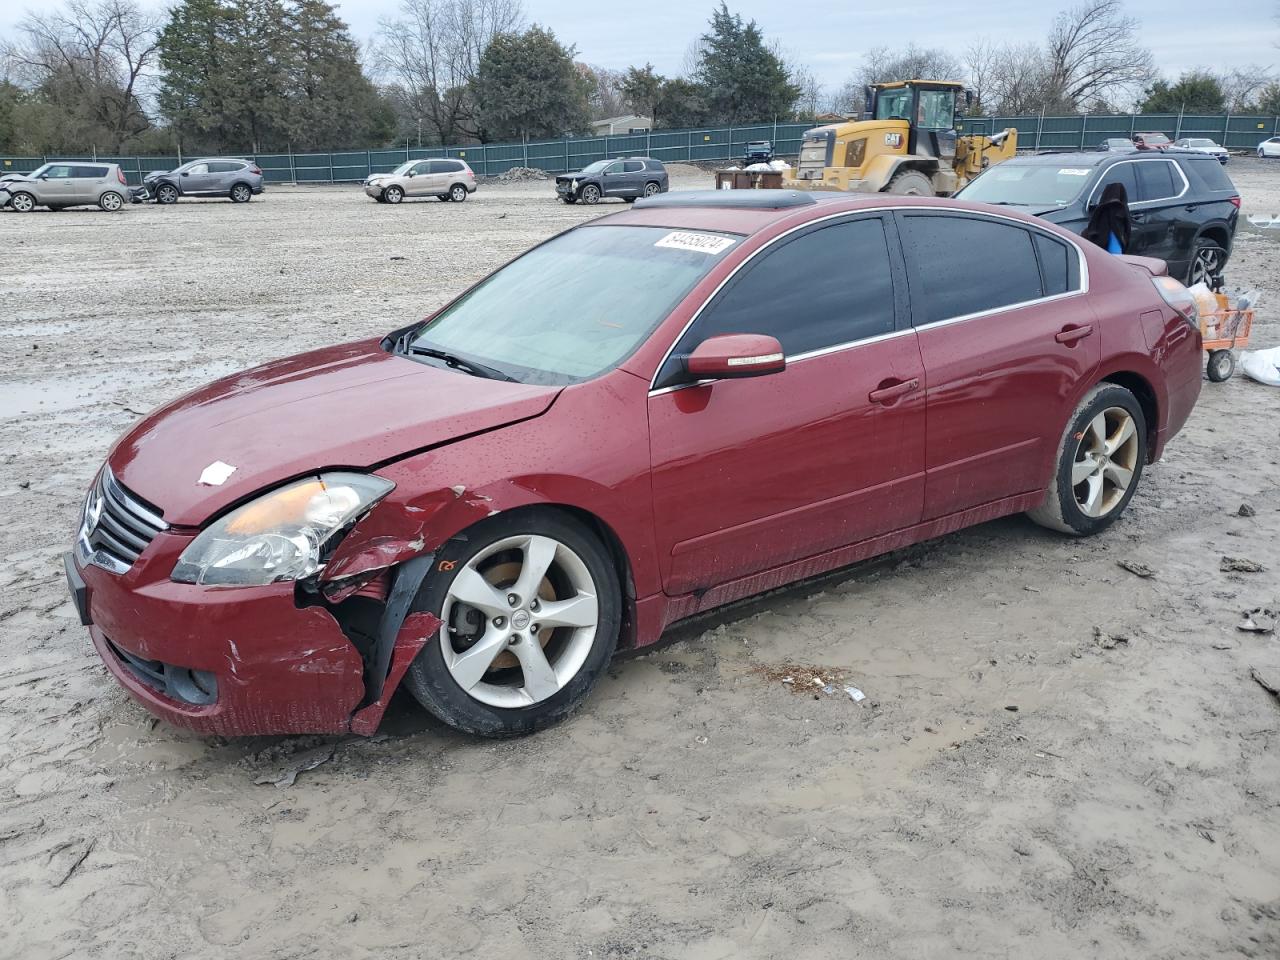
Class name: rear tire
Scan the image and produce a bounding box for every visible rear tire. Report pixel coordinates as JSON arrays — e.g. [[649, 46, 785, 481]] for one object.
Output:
[[449, 183, 468, 202], [98, 191, 124, 212], [403, 509, 621, 738], [230, 183, 252, 203], [642, 181, 662, 197], [10, 191, 36, 212], [885, 170, 934, 196], [1186, 237, 1227, 287], [1028, 383, 1146, 537]]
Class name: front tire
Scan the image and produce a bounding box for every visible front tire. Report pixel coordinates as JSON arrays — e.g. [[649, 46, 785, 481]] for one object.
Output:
[[580, 183, 602, 205], [156, 184, 179, 204], [885, 170, 933, 196], [384, 185, 404, 204], [98, 191, 124, 212], [10, 191, 36, 212], [403, 510, 621, 738], [1028, 383, 1146, 536]]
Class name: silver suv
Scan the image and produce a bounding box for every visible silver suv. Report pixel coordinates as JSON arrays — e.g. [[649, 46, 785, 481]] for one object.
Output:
[[144, 158, 265, 204], [0, 162, 130, 212], [364, 159, 477, 203]]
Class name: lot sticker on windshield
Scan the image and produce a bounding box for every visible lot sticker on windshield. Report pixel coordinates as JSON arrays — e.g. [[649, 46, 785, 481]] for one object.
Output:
[[655, 232, 736, 255], [1058, 168, 1091, 176]]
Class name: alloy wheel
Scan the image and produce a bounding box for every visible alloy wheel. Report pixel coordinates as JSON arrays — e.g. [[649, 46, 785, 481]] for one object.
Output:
[[440, 534, 599, 708], [450, 184, 467, 202], [385, 186, 403, 204], [232, 185, 250, 202], [100, 192, 122, 211], [11, 192, 34, 212], [1189, 245, 1223, 286], [643, 182, 660, 197], [582, 185, 601, 204], [1071, 407, 1139, 518]]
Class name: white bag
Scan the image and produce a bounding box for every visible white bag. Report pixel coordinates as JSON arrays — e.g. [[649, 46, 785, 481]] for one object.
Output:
[[1240, 346, 1280, 386]]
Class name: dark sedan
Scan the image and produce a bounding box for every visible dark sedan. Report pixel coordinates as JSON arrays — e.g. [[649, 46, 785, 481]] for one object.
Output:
[[555, 157, 668, 204]]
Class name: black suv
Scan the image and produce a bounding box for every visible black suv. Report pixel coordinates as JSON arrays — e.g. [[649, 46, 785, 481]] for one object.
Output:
[[743, 140, 774, 164], [955, 150, 1240, 285], [555, 157, 668, 204]]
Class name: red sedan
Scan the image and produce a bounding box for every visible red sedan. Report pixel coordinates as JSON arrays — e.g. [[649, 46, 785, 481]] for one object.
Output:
[[66, 191, 1203, 738]]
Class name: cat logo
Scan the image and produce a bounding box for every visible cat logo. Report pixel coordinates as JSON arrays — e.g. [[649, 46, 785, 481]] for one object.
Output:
[[885, 132, 903, 148]]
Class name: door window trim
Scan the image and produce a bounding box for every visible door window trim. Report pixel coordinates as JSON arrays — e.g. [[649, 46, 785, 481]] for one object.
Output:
[[1086, 157, 1189, 208], [648, 205, 1090, 395]]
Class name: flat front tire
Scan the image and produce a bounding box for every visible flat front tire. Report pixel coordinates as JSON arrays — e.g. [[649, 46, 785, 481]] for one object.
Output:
[[403, 510, 621, 738], [1028, 383, 1146, 536]]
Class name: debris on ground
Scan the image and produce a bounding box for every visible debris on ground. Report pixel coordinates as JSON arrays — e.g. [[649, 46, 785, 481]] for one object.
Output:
[[1238, 608, 1278, 634], [1118, 559, 1157, 578], [1221, 556, 1266, 573], [845, 686, 866, 703], [752, 663, 867, 703], [1251, 667, 1280, 699], [253, 744, 337, 788], [1237, 503, 1256, 518], [491, 166, 549, 183], [1093, 626, 1132, 649]]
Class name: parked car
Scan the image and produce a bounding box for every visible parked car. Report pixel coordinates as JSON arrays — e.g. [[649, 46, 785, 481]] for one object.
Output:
[[1258, 136, 1280, 158], [363, 159, 477, 204], [67, 190, 1203, 739], [1099, 138, 1138, 152], [743, 140, 774, 164], [1132, 132, 1171, 151], [1174, 137, 1229, 164], [0, 162, 129, 212], [144, 158, 264, 204], [555, 157, 668, 204], [956, 150, 1240, 285]]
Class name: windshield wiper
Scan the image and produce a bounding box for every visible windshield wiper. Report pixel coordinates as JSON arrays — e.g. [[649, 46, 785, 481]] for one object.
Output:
[[401, 341, 513, 381]]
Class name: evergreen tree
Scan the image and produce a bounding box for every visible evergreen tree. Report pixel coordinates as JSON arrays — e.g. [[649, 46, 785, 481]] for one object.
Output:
[[694, 3, 798, 124], [621, 64, 664, 123], [1140, 71, 1226, 114], [473, 27, 590, 141], [285, 0, 384, 149]]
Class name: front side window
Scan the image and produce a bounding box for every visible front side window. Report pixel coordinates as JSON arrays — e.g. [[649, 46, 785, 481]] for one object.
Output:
[[407, 225, 738, 385], [44, 164, 74, 178], [186, 163, 209, 175], [917, 90, 955, 129], [900, 214, 1044, 325], [876, 88, 912, 120], [606, 161, 625, 174], [655, 217, 896, 388]]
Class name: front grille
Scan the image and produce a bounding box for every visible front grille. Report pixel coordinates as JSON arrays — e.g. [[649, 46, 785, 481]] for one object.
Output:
[[105, 637, 218, 706], [81, 468, 167, 572]]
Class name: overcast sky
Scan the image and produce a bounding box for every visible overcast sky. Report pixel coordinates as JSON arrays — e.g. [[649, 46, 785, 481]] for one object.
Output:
[[335, 0, 1278, 89]]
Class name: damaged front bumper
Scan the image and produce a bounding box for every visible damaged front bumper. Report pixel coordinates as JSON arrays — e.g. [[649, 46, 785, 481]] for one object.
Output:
[[68, 528, 439, 736]]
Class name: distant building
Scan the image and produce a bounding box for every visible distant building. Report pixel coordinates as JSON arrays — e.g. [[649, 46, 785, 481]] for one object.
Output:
[[591, 115, 653, 136]]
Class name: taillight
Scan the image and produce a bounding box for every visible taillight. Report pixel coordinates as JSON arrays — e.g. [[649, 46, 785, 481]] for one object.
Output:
[[1228, 196, 1241, 208], [250, 165, 262, 175], [1152, 276, 1198, 328], [117, 169, 127, 185]]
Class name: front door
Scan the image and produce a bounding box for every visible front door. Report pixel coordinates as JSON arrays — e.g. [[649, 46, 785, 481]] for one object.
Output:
[[1131, 158, 1187, 267], [896, 210, 1100, 519], [405, 161, 434, 196], [602, 160, 629, 196], [648, 214, 926, 595], [36, 164, 78, 205], [181, 162, 213, 194]]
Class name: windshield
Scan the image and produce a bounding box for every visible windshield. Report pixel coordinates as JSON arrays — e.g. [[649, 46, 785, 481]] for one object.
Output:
[[1142, 133, 1169, 144], [406, 225, 739, 384], [579, 160, 609, 174], [387, 161, 415, 176], [1188, 139, 1215, 147], [958, 163, 1094, 208], [26, 163, 51, 178], [875, 88, 912, 120]]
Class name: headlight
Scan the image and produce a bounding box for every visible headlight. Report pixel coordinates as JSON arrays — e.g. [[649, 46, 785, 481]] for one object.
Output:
[[172, 473, 394, 586]]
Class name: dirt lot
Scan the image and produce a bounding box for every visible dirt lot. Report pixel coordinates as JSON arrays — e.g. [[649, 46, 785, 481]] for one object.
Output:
[[2, 160, 1279, 960]]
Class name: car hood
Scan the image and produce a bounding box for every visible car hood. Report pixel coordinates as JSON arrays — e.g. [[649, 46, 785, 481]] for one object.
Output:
[[108, 339, 562, 526]]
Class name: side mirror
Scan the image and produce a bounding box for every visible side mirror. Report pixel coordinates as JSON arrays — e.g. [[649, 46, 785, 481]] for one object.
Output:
[[407, 170, 416, 177], [181, 171, 189, 176], [685, 333, 785, 381]]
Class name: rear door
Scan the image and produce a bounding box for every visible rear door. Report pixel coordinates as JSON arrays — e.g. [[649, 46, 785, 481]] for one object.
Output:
[[897, 211, 1099, 520], [648, 213, 926, 594], [620, 160, 645, 196], [208, 161, 242, 193], [70, 165, 109, 203]]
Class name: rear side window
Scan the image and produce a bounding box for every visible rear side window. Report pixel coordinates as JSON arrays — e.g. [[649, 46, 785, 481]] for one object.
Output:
[[668, 217, 895, 367], [644, 160, 664, 171], [1134, 160, 1180, 202], [1181, 157, 1234, 193], [1032, 233, 1078, 296], [71, 166, 108, 178], [208, 161, 244, 173], [623, 161, 644, 173], [900, 214, 1043, 324], [430, 160, 463, 174]]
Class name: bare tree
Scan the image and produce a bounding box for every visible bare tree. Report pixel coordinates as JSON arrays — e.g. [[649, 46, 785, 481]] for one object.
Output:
[[1041, 0, 1154, 110], [4, 0, 160, 150], [1218, 65, 1274, 112], [580, 63, 628, 120], [987, 42, 1053, 114], [857, 44, 964, 88], [375, 0, 523, 144], [963, 39, 1000, 115]]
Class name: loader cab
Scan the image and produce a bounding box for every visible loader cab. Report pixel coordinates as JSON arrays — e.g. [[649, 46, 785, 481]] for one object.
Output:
[[871, 81, 962, 159]]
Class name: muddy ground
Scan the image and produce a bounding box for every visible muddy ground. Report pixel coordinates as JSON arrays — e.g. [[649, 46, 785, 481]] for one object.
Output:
[[2, 160, 1279, 960]]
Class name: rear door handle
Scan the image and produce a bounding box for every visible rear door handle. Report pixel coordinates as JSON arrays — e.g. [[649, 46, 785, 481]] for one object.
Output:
[[1055, 324, 1094, 345], [868, 378, 920, 404]]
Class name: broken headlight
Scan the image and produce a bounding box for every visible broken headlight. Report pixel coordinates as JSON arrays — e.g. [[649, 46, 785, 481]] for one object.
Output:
[[171, 473, 394, 586]]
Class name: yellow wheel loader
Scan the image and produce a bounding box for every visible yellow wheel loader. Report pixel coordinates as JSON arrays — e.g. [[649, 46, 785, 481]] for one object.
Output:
[[788, 80, 1017, 196]]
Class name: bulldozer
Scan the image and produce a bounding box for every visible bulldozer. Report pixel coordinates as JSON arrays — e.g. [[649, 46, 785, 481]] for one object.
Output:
[[787, 80, 1017, 196]]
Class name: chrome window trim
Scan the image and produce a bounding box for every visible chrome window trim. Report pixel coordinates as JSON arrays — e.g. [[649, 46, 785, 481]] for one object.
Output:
[[1087, 157, 1189, 208], [647, 204, 1091, 395]]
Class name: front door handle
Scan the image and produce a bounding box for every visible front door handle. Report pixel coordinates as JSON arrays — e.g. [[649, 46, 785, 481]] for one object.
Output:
[[868, 378, 920, 404], [1130, 212, 1146, 223], [1055, 324, 1094, 345]]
